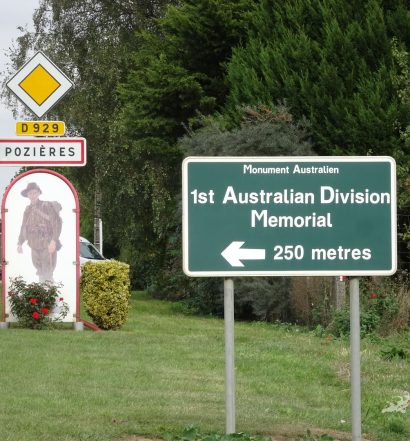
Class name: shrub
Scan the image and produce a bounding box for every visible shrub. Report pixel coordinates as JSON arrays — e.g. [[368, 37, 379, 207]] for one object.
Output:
[[81, 260, 130, 330], [233, 277, 292, 321], [183, 277, 292, 322], [328, 304, 392, 338], [380, 346, 407, 361], [8, 277, 69, 329], [361, 273, 410, 335], [327, 306, 351, 337], [327, 272, 410, 337]]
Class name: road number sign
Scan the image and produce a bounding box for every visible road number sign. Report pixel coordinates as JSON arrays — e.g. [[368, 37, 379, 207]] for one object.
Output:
[[182, 157, 396, 277], [16, 121, 65, 136]]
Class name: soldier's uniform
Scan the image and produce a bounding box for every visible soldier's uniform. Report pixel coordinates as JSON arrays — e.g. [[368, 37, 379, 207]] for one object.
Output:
[[18, 187, 62, 282]]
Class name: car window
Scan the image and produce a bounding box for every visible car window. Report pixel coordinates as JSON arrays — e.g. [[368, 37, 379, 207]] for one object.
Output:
[[80, 242, 105, 260]]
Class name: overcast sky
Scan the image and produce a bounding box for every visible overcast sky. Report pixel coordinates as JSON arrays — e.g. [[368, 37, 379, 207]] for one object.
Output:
[[0, 1, 40, 199]]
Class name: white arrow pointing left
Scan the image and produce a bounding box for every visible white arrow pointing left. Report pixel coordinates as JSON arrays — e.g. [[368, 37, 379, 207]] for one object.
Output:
[[221, 241, 266, 267]]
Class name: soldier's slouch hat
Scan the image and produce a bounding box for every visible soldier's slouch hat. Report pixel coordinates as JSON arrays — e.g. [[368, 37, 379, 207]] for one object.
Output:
[[21, 182, 42, 197]]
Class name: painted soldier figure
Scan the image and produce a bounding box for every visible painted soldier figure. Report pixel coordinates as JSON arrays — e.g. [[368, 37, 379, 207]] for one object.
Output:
[[17, 182, 62, 282]]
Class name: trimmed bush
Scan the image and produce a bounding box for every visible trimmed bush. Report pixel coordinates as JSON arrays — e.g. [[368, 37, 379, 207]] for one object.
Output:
[[81, 260, 130, 330]]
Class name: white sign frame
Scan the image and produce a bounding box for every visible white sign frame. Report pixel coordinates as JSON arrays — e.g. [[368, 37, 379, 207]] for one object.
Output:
[[182, 156, 397, 277], [1, 169, 80, 323], [6, 51, 73, 118]]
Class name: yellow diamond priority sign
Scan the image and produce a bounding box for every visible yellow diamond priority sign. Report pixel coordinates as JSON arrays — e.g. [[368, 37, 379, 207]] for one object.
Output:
[[19, 65, 61, 105], [6, 52, 73, 117]]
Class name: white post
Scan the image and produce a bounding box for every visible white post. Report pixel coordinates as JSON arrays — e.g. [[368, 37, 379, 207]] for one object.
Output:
[[224, 278, 236, 434], [98, 218, 103, 254], [350, 277, 361, 441], [73, 321, 84, 331]]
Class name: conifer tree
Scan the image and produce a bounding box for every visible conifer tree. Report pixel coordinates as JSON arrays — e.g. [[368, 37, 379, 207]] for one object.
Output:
[[225, 0, 410, 156], [111, 0, 255, 285]]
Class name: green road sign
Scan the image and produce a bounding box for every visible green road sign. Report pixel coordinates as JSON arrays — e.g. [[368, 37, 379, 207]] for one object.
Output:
[[182, 157, 396, 277]]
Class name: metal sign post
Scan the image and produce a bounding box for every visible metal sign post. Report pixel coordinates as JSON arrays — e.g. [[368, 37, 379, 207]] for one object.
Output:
[[224, 278, 236, 433], [350, 277, 361, 441]]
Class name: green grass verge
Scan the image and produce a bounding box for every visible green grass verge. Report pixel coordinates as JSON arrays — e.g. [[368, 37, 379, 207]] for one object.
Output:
[[0, 291, 409, 441]]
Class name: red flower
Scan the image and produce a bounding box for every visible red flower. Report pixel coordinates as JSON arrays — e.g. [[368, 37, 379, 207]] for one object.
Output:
[[371, 293, 377, 299], [29, 298, 38, 304], [32, 312, 39, 319], [41, 308, 49, 314], [59, 297, 64, 302]]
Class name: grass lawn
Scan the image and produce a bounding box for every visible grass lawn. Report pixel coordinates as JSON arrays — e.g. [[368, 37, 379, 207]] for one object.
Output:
[[0, 291, 409, 441]]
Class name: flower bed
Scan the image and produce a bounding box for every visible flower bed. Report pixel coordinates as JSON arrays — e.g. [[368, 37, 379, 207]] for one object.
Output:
[[8, 277, 69, 329]]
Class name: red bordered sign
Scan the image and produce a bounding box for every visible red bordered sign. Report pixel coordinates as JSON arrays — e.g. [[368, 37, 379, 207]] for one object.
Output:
[[0, 138, 86, 166]]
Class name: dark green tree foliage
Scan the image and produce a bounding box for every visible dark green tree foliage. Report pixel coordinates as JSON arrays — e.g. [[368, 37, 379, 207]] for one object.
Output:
[[183, 277, 292, 322], [111, 0, 255, 286], [151, 106, 315, 320], [391, 39, 410, 266], [391, 39, 410, 204], [162, 0, 256, 106], [112, 45, 204, 269], [226, 0, 410, 156]]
